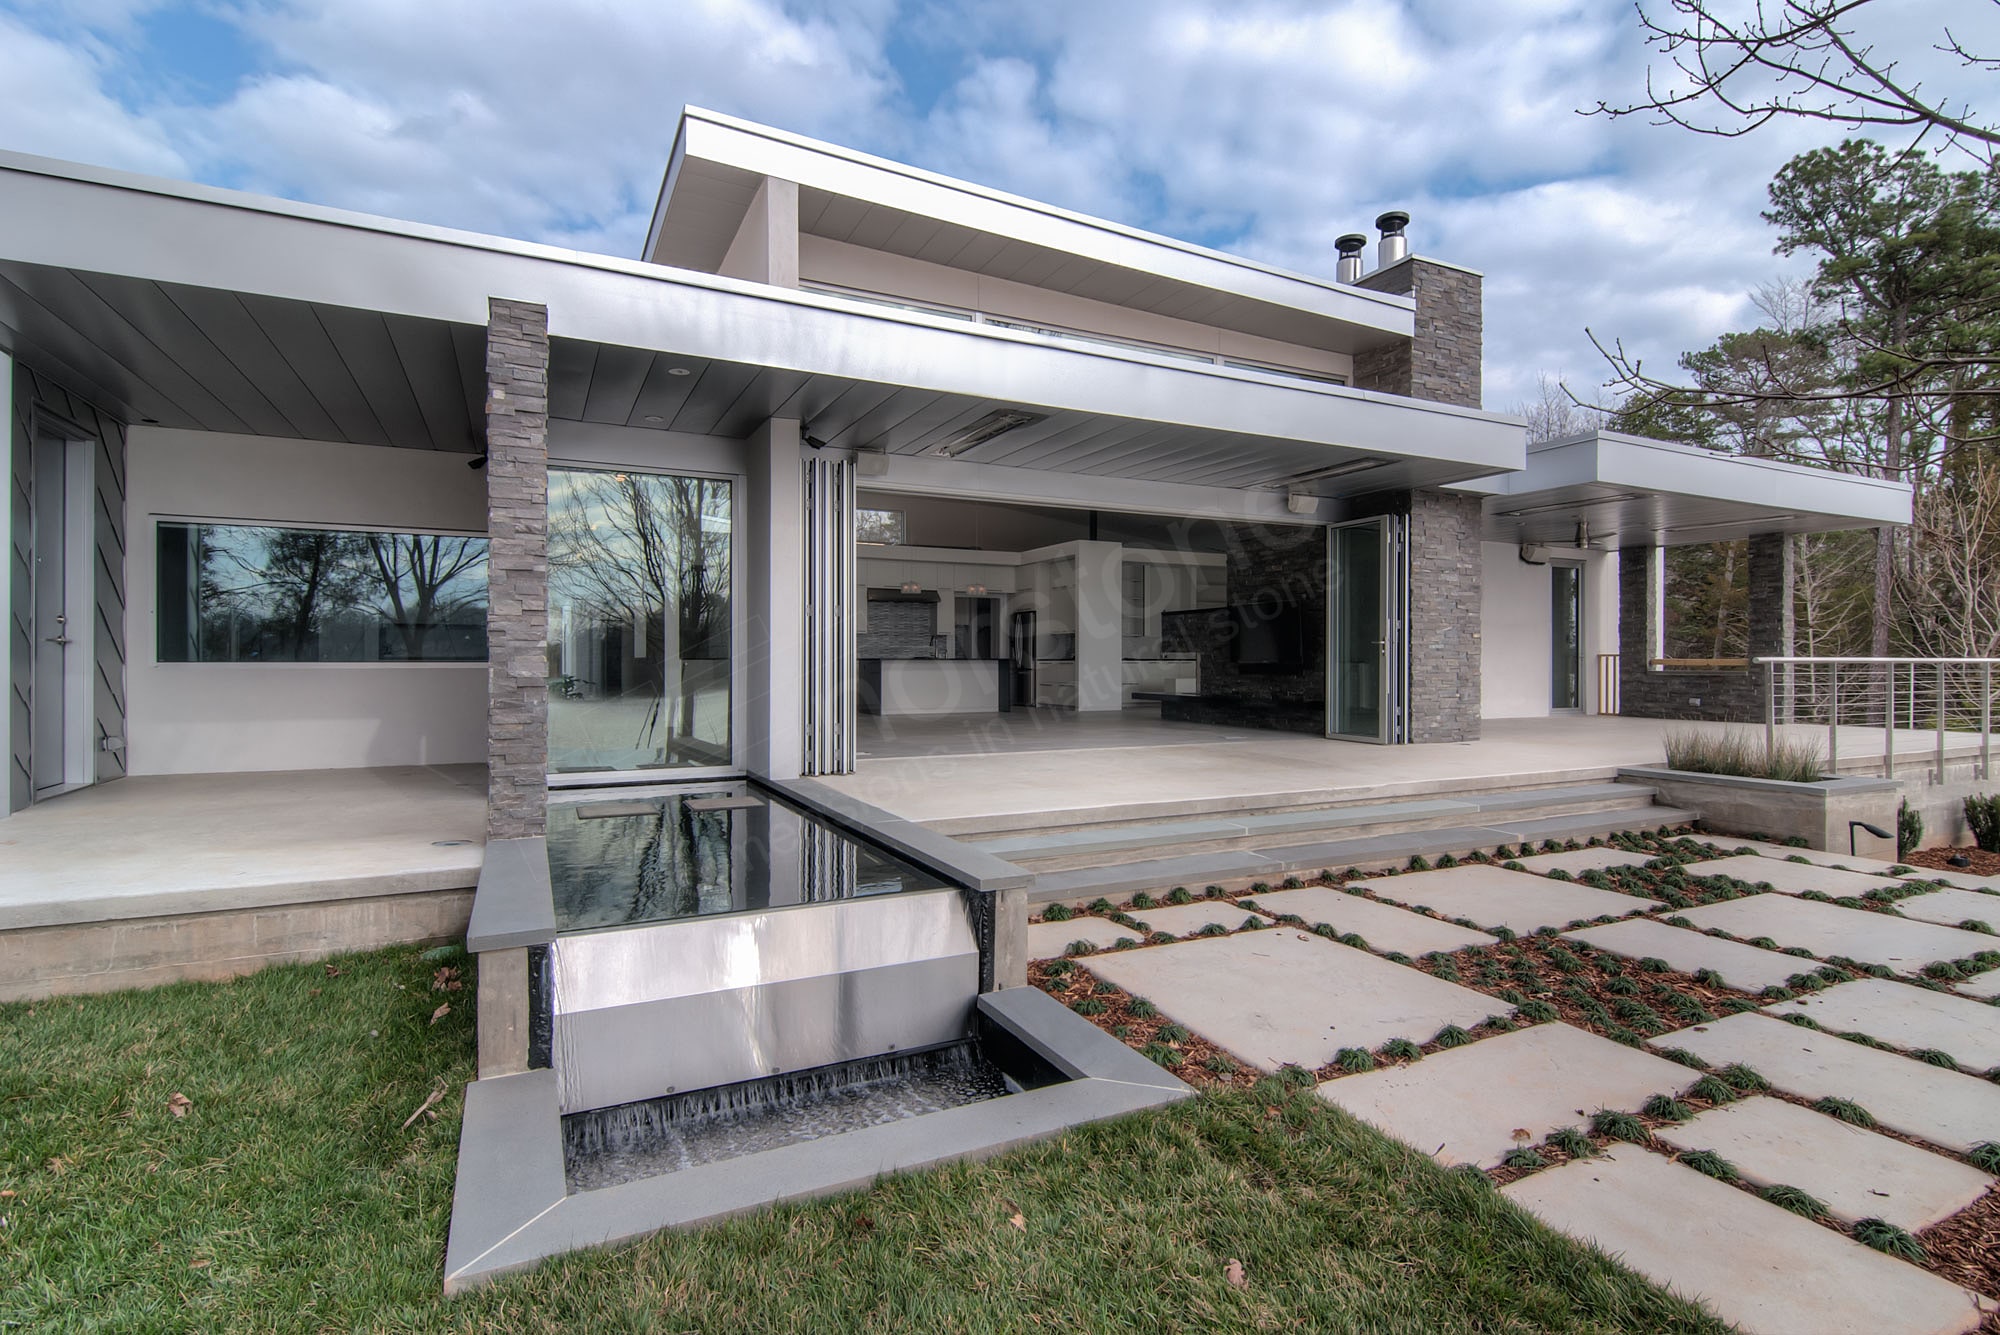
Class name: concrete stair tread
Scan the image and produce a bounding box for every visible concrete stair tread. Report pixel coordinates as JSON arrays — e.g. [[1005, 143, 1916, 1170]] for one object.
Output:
[[977, 783, 1663, 863], [1028, 805, 1698, 903]]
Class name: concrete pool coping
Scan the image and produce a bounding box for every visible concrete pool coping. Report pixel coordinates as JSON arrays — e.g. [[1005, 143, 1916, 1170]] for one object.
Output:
[[441, 985, 1191, 1293]]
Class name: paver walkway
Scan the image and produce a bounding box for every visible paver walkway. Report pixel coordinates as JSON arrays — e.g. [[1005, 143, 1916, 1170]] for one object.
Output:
[[1654, 1097, 1992, 1231], [1126, 901, 1260, 937], [1318, 1023, 1694, 1168], [1084, 928, 1495, 1072], [1023, 916, 1138, 958], [1353, 865, 1661, 933], [1895, 887, 2000, 931], [1681, 856, 1908, 897], [1504, 1147, 1991, 1335], [1765, 978, 2000, 1072], [1246, 886, 1493, 955], [1509, 847, 1656, 875], [1651, 1012, 2000, 1154], [1562, 918, 1810, 993], [1673, 895, 1996, 971]]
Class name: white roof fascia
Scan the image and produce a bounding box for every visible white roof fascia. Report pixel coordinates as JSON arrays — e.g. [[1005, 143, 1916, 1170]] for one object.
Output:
[[1480, 430, 1911, 527], [648, 107, 1415, 339], [0, 149, 1522, 477]]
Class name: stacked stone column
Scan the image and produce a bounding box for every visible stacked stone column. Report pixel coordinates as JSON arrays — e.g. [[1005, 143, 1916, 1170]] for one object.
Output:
[[484, 298, 550, 840]]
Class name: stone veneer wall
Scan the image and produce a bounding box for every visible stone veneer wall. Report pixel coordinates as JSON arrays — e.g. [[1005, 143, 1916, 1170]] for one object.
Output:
[[1353, 258, 1483, 409], [484, 299, 550, 841], [1160, 523, 1327, 711], [1617, 534, 1793, 723], [1406, 489, 1483, 741]]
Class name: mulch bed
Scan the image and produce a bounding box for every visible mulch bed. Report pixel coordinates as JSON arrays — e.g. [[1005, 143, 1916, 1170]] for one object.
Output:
[[1905, 845, 2000, 878], [1918, 1187, 2000, 1305]]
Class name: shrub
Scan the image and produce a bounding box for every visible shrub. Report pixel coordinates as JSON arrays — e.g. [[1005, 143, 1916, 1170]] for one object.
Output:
[[1381, 1038, 1422, 1062], [1501, 1147, 1544, 1170], [1968, 1142, 2000, 1173], [1853, 1218, 1926, 1264], [1813, 1096, 1875, 1127], [1432, 1024, 1473, 1049], [1128, 997, 1159, 1019], [1157, 1023, 1191, 1043], [1641, 1094, 1693, 1122], [1335, 1047, 1376, 1073], [1064, 940, 1098, 957], [1141, 1043, 1184, 1068], [1678, 1149, 1737, 1181], [1967, 794, 2000, 853], [1166, 886, 1193, 905], [1041, 902, 1073, 922], [1760, 1184, 1828, 1218], [1590, 1109, 1651, 1143], [1202, 1053, 1237, 1075], [1071, 997, 1107, 1016], [1897, 798, 1923, 858], [1546, 1127, 1595, 1158], [1663, 727, 1824, 783]]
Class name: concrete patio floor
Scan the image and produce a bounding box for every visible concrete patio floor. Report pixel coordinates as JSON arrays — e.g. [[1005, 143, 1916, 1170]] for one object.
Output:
[[826, 714, 1996, 826], [0, 764, 485, 930]]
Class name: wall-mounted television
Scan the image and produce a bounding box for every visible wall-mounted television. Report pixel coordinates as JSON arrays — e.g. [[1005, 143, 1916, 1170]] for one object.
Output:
[[1230, 604, 1305, 673]]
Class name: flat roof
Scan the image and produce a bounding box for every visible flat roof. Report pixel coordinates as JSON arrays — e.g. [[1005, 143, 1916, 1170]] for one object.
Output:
[[644, 108, 1414, 355], [1462, 430, 1911, 545]]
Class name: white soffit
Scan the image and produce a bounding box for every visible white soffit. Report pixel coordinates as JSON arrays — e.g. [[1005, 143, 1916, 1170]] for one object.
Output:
[[1471, 431, 1912, 546], [644, 108, 1414, 354]]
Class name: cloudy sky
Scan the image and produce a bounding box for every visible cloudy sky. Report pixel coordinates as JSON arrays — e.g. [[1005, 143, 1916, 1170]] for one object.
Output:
[[2, 0, 1990, 412]]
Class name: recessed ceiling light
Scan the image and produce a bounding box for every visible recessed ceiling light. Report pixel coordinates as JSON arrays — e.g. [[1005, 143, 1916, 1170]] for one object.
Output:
[[667, 366, 692, 377], [643, 414, 664, 423]]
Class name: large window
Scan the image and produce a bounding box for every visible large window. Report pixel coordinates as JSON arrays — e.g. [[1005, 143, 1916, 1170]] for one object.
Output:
[[156, 521, 488, 662], [1661, 539, 1750, 665], [856, 508, 906, 545], [547, 467, 732, 772]]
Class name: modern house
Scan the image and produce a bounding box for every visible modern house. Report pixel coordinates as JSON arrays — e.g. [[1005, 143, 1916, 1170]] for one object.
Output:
[[0, 108, 1910, 1003]]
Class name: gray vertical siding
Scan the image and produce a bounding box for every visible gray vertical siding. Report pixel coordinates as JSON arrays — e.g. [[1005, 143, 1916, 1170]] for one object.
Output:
[[6, 362, 129, 812]]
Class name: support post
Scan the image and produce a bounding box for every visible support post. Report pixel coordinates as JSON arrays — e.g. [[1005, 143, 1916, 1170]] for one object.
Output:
[[1936, 661, 1948, 783], [1828, 662, 1839, 775], [484, 298, 550, 840], [1983, 663, 1992, 781], [1885, 662, 1896, 779]]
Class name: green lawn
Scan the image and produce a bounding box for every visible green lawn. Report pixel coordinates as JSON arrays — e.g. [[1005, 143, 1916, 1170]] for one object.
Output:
[[1, 947, 1730, 1334]]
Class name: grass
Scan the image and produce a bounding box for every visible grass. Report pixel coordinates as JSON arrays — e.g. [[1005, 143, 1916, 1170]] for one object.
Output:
[[1759, 1184, 1830, 1219], [0, 949, 1735, 1335], [1812, 1096, 1876, 1128], [1663, 727, 1826, 784], [1852, 1218, 1928, 1264]]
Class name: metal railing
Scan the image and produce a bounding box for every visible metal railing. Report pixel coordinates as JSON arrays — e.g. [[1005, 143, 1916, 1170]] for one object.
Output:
[[1755, 657, 1997, 782]]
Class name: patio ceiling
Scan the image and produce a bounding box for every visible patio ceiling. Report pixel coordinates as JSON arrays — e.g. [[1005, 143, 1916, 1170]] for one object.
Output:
[[1467, 431, 1912, 547]]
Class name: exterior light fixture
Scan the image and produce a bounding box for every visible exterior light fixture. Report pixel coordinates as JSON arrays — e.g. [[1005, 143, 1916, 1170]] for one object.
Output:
[[643, 414, 664, 423], [900, 581, 922, 594], [667, 366, 692, 377], [1849, 820, 1892, 856], [966, 583, 988, 595], [929, 408, 1046, 458]]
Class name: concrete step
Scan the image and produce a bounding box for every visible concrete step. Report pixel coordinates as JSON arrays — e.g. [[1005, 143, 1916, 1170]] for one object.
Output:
[[1026, 804, 1698, 905], [977, 783, 1662, 873]]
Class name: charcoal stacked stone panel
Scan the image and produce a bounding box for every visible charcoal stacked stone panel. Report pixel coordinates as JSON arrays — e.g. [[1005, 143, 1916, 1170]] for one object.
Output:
[[1617, 536, 1793, 723], [1354, 258, 1482, 409], [485, 298, 550, 841], [1406, 489, 1482, 742]]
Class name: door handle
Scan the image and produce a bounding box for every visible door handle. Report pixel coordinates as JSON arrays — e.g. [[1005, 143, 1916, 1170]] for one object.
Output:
[[46, 636, 72, 646]]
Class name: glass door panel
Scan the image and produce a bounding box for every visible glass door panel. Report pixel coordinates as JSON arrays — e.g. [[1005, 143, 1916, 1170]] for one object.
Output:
[[1328, 520, 1386, 741], [547, 468, 732, 772], [1551, 564, 1582, 711]]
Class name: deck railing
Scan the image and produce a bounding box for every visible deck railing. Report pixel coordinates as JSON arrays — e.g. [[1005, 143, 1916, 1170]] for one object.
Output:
[[1754, 656, 1998, 782]]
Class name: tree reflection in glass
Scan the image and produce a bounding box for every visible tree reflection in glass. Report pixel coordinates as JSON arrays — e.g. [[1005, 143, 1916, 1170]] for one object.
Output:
[[547, 468, 732, 771]]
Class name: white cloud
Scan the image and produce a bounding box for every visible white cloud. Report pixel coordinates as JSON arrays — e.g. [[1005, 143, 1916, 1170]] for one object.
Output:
[[0, 0, 1989, 415]]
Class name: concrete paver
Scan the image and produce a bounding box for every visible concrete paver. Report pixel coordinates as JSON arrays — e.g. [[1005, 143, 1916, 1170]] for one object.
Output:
[[1125, 900, 1262, 938], [1024, 916, 1140, 959], [1894, 886, 2000, 931], [1682, 856, 1908, 897], [1655, 1096, 1993, 1232], [1510, 848, 1656, 876], [1650, 1011, 2000, 1154], [1674, 895, 1997, 972], [1899, 868, 2000, 893], [1318, 1022, 1694, 1168], [1503, 1146, 1992, 1335], [1957, 969, 2000, 1001], [1563, 919, 1809, 993], [1084, 929, 1495, 1073], [1722, 840, 1906, 875], [1766, 978, 2000, 1072], [1354, 864, 1661, 934], [1246, 886, 1494, 956]]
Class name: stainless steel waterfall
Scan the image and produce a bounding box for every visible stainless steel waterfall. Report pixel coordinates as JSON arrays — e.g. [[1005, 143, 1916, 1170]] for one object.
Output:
[[549, 886, 981, 1114]]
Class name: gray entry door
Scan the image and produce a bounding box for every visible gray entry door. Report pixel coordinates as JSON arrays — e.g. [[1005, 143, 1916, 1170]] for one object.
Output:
[[31, 435, 85, 795]]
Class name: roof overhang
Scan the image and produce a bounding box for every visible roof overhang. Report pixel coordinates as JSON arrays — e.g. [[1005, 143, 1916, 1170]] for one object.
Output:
[[0, 147, 1525, 492], [1459, 430, 1912, 547], [644, 108, 1414, 356]]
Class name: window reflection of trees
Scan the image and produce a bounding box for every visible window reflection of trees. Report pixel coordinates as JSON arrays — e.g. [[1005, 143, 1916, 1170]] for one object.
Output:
[[159, 521, 488, 662], [547, 469, 731, 765]]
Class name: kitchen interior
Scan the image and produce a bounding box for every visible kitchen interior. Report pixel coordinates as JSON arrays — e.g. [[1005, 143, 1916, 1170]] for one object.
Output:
[[854, 492, 1324, 739]]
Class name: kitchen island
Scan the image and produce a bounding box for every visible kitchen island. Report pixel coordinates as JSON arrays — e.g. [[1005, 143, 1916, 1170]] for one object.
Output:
[[857, 658, 1008, 716]]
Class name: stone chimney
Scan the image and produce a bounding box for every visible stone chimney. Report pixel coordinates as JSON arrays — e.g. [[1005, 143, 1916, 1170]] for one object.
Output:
[[1350, 217, 1482, 410]]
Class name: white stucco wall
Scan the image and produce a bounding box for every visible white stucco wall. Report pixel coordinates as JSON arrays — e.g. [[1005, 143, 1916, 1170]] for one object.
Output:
[[1479, 542, 1619, 718], [124, 428, 489, 775]]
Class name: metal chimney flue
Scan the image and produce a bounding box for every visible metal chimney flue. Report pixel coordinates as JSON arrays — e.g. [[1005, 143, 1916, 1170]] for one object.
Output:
[[1375, 211, 1410, 268], [1335, 233, 1368, 284]]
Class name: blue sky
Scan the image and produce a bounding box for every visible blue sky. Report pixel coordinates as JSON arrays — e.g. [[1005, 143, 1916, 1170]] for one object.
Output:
[[1, 0, 1991, 410]]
